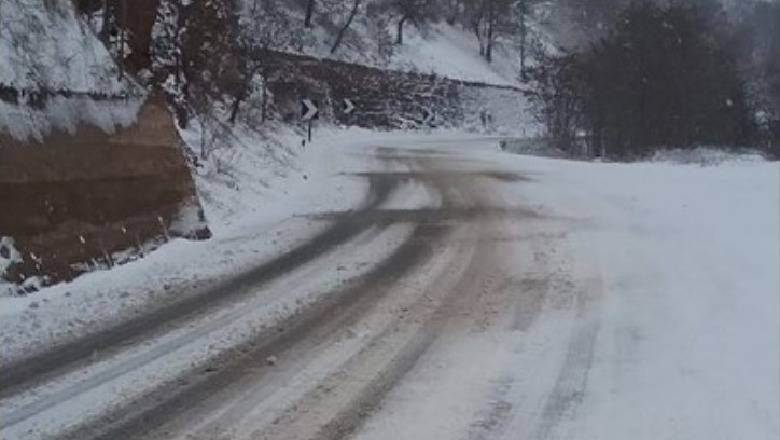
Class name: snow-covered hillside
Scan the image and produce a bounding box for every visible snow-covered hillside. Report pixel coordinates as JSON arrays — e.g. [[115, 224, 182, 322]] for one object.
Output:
[[305, 22, 525, 86], [0, 0, 130, 93], [0, 0, 142, 141], [241, 0, 544, 87]]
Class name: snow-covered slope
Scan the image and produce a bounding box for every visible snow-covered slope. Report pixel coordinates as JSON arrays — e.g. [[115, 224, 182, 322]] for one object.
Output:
[[249, 0, 540, 87], [389, 24, 520, 86], [0, 0, 142, 141], [0, 0, 129, 93], [304, 22, 524, 86]]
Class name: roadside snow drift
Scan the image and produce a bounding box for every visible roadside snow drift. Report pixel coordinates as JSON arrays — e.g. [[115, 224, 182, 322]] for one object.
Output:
[[357, 143, 780, 440]]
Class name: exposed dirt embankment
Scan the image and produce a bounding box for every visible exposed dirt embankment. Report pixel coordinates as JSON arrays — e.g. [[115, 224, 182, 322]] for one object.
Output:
[[0, 96, 209, 287]]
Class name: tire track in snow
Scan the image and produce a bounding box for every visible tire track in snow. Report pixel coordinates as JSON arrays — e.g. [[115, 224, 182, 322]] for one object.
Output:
[[55, 151, 519, 440], [0, 173, 400, 400], [531, 256, 605, 440], [57, 222, 453, 440]]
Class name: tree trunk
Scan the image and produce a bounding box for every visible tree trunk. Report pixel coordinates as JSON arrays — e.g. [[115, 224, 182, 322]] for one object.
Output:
[[100, 0, 111, 45], [330, 0, 361, 55], [396, 15, 407, 45], [118, 0, 126, 81], [485, 22, 493, 62], [473, 20, 484, 56], [519, 1, 527, 81], [229, 93, 243, 125], [304, 0, 316, 28], [485, 0, 494, 63], [261, 68, 268, 123]]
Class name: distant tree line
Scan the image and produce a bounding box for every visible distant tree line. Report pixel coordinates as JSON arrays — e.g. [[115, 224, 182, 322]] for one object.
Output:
[[529, 0, 780, 160], [72, 0, 778, 159]]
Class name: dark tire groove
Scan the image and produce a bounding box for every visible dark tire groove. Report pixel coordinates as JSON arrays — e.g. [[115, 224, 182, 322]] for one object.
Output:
[[56, 222, 450, 440]]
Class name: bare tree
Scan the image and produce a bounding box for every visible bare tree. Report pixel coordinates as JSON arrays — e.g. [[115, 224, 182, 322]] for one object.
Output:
[[464, 0, 487, 56], [227, 0, 304, 124], [391, 0, 433, 45], [518, 0, 528, 81], [117, 0, 126, 80], [100, 0, 111, 44], [151, 0, 189, 90], [304, 0, 316, 28], [367, 15, 394, 65], [485, 0, 495, 62], [330, 0, 362, 54]]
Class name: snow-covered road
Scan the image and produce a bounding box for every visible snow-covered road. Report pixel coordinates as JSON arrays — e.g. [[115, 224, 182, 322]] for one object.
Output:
[[1, 135, 777, 440]]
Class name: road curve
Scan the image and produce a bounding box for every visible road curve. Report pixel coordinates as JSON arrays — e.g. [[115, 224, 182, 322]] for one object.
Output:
[[2, 144, 604, 440], [0, 170, 399, 398]]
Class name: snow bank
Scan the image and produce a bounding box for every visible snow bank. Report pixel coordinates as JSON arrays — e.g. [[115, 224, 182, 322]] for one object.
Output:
[[180, 120, 366, 235], [649, 147, 769, 166], [0, 95, 143, 142], [487, 151, 780, 440], [498, 137, 564, 157]]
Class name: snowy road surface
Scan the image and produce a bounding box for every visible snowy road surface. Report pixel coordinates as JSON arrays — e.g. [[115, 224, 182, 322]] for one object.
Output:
[[1, 136, 778, 440]]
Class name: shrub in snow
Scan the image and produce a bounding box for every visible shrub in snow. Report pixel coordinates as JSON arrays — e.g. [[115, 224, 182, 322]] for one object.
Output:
[[0, 237, 23, 296], [0, 237, 22, 278]]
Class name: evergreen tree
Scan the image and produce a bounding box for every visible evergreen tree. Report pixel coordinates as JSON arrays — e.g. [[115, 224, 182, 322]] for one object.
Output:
[[532, 1, 754, 159]]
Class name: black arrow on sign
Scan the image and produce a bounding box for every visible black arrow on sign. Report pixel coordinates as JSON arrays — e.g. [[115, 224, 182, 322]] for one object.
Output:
[[422, 108, 434, 125], [343, 98, 356, 115], [302, 99, 319, 121]]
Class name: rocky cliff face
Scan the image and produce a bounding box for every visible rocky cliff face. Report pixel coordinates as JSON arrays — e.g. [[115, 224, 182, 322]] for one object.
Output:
[[0, 96, 209, 287]]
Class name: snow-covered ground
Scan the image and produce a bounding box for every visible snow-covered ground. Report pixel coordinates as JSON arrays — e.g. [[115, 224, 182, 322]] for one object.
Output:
[[516, 155, 779, 440], [0, 125, 449, 361], [1, 130, 776, 439], [384, 24, 521, 86], [354, 141, 780, 440], [0, 0, 128, 93], [287, 11, 533, 87], [649, 146, 769, 166], [0, 0, 142, 140]]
